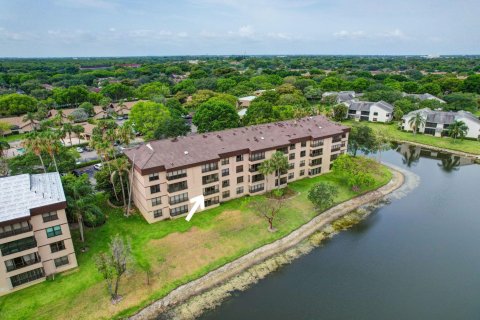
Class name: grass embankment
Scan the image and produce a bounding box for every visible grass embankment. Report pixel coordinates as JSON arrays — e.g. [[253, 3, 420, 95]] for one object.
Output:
[[3, 133, 26, 143], [0, 161, 391, 320], [344, 121, 480, 155]]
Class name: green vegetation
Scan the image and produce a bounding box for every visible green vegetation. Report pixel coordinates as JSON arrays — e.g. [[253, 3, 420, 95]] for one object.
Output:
[[345, 121, 480, 155], [0, 158, 391, 320]]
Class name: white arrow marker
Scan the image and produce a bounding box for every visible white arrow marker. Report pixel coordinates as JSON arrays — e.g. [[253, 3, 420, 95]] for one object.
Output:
[[185, 195, 205, 222]]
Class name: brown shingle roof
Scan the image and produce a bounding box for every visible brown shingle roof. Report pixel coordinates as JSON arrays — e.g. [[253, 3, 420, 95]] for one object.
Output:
[[125, 115, 349, 174]]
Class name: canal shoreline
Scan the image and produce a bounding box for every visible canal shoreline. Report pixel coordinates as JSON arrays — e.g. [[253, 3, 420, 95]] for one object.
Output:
[[396, 140, 480, 160], [130, 164, 407, 320]]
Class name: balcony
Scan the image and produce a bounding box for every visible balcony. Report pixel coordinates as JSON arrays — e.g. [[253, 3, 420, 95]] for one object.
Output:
[[201, 163, 218, 173], [5, 253, 41, 272], [310, 150, 323, 157], [0, 224, 32, 240], [249, 185, 265, 193], [251, 174, 265, 183], [202, 174, 219, 185], [10, 267, 45, 288], [249, 154, 265, 162], [203, 186, 220, 196], [166, 172, 187, 181], [1, 236, 37, 256], [167, 181, 188, 193]]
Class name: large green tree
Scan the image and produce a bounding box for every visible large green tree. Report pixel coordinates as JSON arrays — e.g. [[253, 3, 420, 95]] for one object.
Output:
[[192, 100, 241, 133], [348, 124, 377, 156], [128, 101, 171, 140], [0, 93, 38, 116]]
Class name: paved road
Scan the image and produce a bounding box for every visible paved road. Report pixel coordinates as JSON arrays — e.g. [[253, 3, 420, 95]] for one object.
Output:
[[74, 164, 98, 185]]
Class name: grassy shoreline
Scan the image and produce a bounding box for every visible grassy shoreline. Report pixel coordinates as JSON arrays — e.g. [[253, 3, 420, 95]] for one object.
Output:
[[343, 120, 480, 155], [0, 160, 392, 320]]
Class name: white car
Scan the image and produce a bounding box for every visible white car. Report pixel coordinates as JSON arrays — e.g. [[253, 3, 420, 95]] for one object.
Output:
[[76, 147, 84, 153], [93, 163, 103, 170]]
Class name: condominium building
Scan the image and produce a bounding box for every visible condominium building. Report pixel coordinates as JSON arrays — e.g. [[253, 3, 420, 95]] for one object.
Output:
[[124, 116, 349, 224], [0, 172, 78, 296]]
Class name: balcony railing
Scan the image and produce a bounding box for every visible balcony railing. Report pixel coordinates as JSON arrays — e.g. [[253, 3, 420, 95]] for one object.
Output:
[[203, 187, 219, 196], [0, 224, 32, 240], [10, 267, 45, 288], [6, 254, 41, 272], [1, 237, 37, 256], [310, 150, 323, 157], [249, 154, 265, 162], [167, 181, 188, 193], [166, 172, 187, 181]]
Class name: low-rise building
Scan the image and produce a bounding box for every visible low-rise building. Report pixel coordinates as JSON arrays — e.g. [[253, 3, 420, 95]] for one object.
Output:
[[402, 92, 446, 103], [346, 100, 394, 123], [322, 91, 357, 104], [402, 108, 480, 138], [0, 172, 78, 296], [238, 96, 256, 108], [124, 116, 349, 224]]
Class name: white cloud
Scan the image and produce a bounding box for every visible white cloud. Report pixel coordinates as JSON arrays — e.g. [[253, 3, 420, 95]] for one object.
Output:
[[333, 29, 411, 41], [379, 29, 409, 40], [0, 28, 31, 41], [333, 30, 366, 39], [53, 0, 117, 9]]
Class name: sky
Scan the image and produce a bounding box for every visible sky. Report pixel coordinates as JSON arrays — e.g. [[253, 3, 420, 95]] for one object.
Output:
[[0, 0, 479, 57]]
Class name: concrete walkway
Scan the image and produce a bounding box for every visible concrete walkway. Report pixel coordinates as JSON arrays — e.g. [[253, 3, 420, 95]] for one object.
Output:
[[130, 164, 409, 320]]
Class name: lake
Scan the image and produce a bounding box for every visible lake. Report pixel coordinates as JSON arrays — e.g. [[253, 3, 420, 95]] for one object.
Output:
[[197, 144, 480, 320]]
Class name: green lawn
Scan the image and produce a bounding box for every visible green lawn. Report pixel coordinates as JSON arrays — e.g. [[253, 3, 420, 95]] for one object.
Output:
[[344, 120, 480, 155], [0, 161, 391, 320], [3, 133, 26, 143]]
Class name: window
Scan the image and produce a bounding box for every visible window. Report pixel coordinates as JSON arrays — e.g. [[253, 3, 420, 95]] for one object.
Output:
[[202, 173, 219, 185], [310, 158, 322, 166], [203, 185, 219, 196], [236, 154, 244, 162], [42, 212, 58, 223], [170, 205, 189, 217], [169, 192, 188, 205], [252, 174, 264, 183], [309, 167, 321, 176], [237, 176, 244, 184], [249, 151, 265, 161], [250, 163, 261, 172], [289, 143, 296, 150], [288, 173, 294, 180], [221, 168, 229, 176], [332, 135, 342, 143], [0, 221, 31, 239], [373, 118, 377, 122], [54, 256, 69, 268], [150, 184, 160, 194], [204, 196, 220, 207], [310, 149, 323, 157], [148, 173, 159, 181], [151, 197, 162, 206], [301, 141, 306, 148], [46, 225, 62, 238], [236, 165, 243, 173], [331, 144, 342, 152], [373, 112, 378, 116], [166, 169, 187, 181], [222, 191, 230, 198], [300, 150, 306, 157], [311, 139, 324, 148], [289, 153, 295, 160], [300, 169, 305, 176], [201, 162, 218, 173], [249, 183, 265, 193], [168, 180, 188, 193], [236, 186, 244, 194], [289, 163, 295, 170], [153, 209, 162, 218], [50, 241, 66, 253], [10, 268, 44, 288], [300, 160, 305, 167], [5, 252, 41, 272], [330, 154, 339, 161], [275, 177, 287, 186], [222, 180, 230, 188], [221, 158, 230, 165], [276, 147, 288, 154]]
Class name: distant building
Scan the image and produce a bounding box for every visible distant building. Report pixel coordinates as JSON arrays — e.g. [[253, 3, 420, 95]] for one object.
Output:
[[0, 172, 77, 296], [238, 96, 256, 108], [402, 92, 446, 103], [322, 91, 357, 104], [0, 116, 38, 134], [345, 100, 394, 123], [402, 108, 480, 139]]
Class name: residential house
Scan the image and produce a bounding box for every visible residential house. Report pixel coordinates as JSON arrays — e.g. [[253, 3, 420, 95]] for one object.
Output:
[[402, 108, 480, 139], [322, 91, 357, 104], [124, 116, 349, 224], [402, 92, 446, 103], [0, 172, 77, 296], [0, 116, 38, 134], [345, 100, 394, 123]]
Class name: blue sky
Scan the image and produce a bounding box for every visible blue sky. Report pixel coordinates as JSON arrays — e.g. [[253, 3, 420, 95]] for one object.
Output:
[[0, 0, 479, 57]]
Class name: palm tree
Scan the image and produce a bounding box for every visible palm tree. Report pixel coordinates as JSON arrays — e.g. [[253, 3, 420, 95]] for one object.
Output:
[[258, 159, 275, 192], [42, 131, 60, 172], [438, 156, 460, 172], [408, 113, 426, 135], [0, 140, 10, 158], [62, 122, 74, 146], [111, 158, 130, 216], [116, 99, 127, 116], [269, 151, 289, 190], [116, 122, 134, 147], [23, 134, 47, 173], [72, 125, 85, 144], [447, 120, 468, 142], [23, 112, 37, 132]]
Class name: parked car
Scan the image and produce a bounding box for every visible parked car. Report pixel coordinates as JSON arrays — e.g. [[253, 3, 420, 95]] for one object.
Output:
[[93, 163, 103, 170], [84, 146, 93, 152], [76, 147, 84, 153]]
